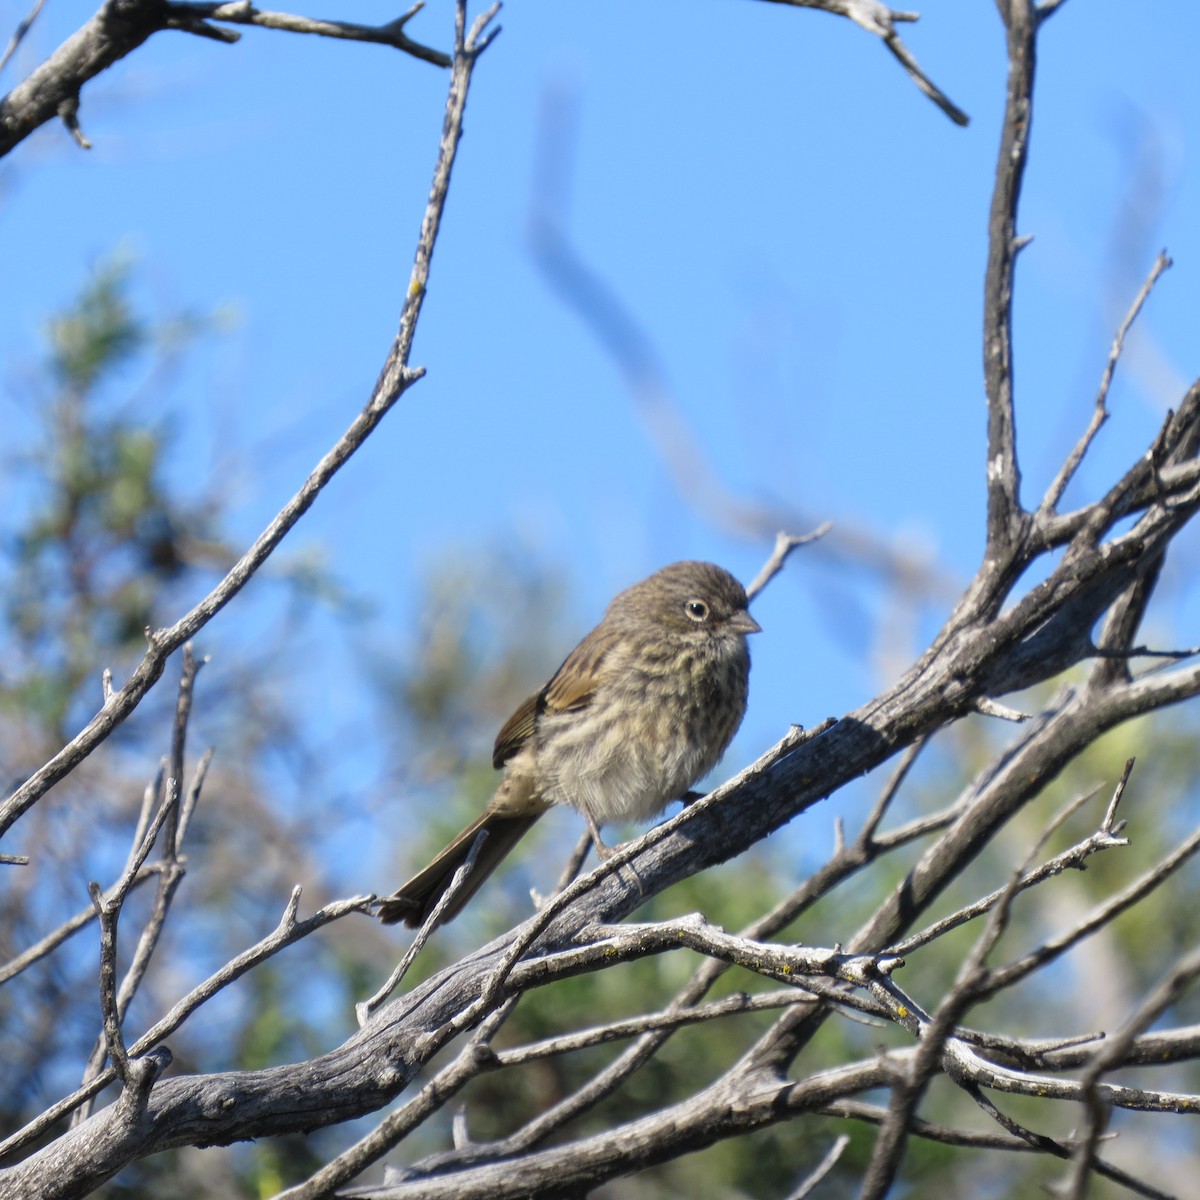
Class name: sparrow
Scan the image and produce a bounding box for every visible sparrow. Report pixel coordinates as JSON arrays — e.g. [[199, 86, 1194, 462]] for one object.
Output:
[[377, 560, 759, 927]]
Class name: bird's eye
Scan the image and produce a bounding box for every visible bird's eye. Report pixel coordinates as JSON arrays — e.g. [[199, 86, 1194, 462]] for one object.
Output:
[[684, 598, 710, 622]]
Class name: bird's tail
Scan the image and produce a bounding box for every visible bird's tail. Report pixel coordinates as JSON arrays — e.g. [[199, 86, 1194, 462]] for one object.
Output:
[[377, 809, 544, 928]]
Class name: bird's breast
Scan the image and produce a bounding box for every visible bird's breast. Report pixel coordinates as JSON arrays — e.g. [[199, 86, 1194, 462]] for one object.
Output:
[[531, 638, 749, 825]]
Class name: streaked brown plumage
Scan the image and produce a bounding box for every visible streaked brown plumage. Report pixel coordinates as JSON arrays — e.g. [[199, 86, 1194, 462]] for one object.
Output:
[[377, 561, 759, 927]]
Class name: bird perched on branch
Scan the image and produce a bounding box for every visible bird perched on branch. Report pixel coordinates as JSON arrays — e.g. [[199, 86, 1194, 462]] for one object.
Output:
[[377, 560, 760, 928]]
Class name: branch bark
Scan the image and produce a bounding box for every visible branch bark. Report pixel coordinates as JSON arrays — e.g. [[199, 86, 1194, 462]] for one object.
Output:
[[0, 0, 446, 159]]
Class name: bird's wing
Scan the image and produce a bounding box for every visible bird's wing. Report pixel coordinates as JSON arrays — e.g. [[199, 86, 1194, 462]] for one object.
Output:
[[492, 630, 612, 768], [492, 692, 540, 768]]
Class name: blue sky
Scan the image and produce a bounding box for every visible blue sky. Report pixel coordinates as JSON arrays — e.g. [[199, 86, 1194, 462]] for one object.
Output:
[[3, 1, 1199, 883]]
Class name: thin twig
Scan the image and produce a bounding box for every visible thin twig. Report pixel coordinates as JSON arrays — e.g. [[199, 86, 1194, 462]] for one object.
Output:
[[166, 1, 450, 67], [165, 644, 205, 857], [569, 915, 903, 990], [359, 829, 488, 1023], [1064, 943, 1200, 1199], [494, 988, 815, 1069], [1040, 251, 1172, 515], [73, 773, 185, 1123], [754, 0, 968, 124], [57, 94, 91, 149], [86, 883, 130, 1085], [1037, 0, 1071, 19], [785, 1133, 850, 1200], [880, 28, 969, 126], [858, 968, 1200, 1114], [972, 696, 1031, 722], [549, 829, 593, 898], [887, 785, 1122, 957], [74, 651, 210, 1120], [745, 525, 831, 601], [863, 736, 928, 844], [72, 773, 184, 1112], [981, 820, 1200, 998], [971, 1084, 1177, 1200], [128, 765, 163, 868], [1100, 756, 1135, 831], [5, 0, 493, 1155], [177, 746, 214, 848], [860, 773, 1105, 1199]]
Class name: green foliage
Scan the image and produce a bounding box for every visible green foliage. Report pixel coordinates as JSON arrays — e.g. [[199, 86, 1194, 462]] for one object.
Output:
[[2, 257, 219, 738]]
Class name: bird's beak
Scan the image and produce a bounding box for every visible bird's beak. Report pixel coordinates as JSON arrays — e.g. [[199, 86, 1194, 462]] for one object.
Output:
[[730, 610, 762, 635]]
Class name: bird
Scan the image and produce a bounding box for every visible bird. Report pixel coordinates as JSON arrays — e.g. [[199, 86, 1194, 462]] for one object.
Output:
[[376, 560, 760, 928]]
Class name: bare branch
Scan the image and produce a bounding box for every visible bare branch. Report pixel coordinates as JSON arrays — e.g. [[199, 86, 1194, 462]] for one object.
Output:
[[1064, 944, 1200, 1198], [0, 14, 501, 1181], [69, 651, 208, 1121], [1100, 755, 1135, 831], [1040, 251, 1172, 516], [827, 1097, 1178, 1200], [167, 1, 450, 67], [332, 1052, 914, 1199], [972, 696, 1030, 722], [745, 525, 832, 601], [980, 821, 1200, 999], [860, 771, 1095, 1197], [565, 914, 902, 990], [1037, 0, 1071, 21], [887, 788, 1124, 957], [360, 829, 489, 1023], [821, 1097, 1045, 1152], [785, 1133, 850, 1200], [981, 0, 1037, 554], [165, 643, 205, 858], [6, 5, 1200, 1196], [0, 0, 446, 159], [493, 989, 815, 1069], [1039, 1024, 1200, 1072], [86, 882, 131, 1087], [753, 0, 968, 124], [1, 0, 183, 158], [176, 745, 214, 848]]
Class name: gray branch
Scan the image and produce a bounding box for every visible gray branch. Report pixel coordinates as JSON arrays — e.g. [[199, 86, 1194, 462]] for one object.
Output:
[[0, 0, 446, 159]]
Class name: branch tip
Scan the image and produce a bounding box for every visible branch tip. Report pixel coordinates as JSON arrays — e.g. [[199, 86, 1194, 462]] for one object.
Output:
[[56, 94, 91, 149], [1101, 759, 1135, 832], [283, 886, 303, 926], [973, 697, 1031, 722]]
